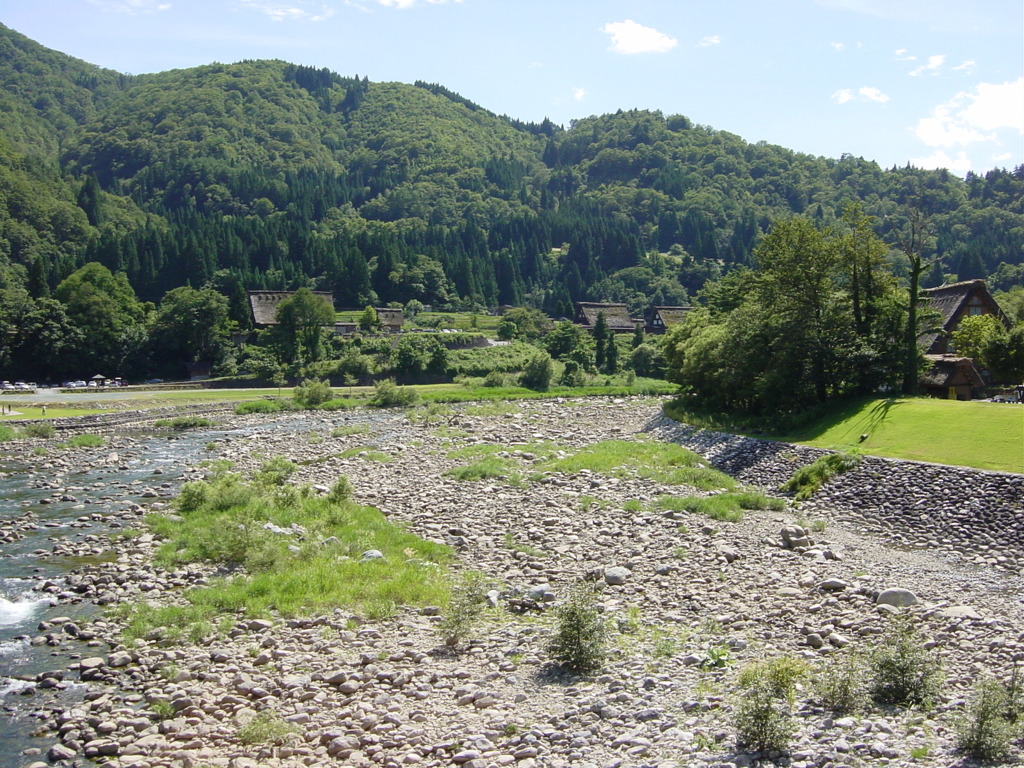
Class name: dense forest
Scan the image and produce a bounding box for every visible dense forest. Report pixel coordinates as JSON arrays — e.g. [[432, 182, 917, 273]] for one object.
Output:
[[0, 23, 1022, 381]]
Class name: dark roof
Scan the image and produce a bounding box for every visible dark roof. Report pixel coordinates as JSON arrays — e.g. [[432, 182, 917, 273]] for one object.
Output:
[[920, 355, 985, 388], [248, 291, 334, 326], [651, 306, 692, 326], [574, 302, 636, 331], [919, 280, 1009, 353]]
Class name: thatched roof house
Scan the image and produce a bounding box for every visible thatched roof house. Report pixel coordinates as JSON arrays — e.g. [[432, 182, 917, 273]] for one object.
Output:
[[376, 307, 404, 333], [920, 355, 985, 400], [646, 306, 692, 334], [248, 291, 335, 328], [919, 280, 1009, 355], [574, 302, 638, 333]]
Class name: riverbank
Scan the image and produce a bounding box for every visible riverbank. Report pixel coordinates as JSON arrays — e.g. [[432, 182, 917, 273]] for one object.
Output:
[[3, 398, 1023, 768]]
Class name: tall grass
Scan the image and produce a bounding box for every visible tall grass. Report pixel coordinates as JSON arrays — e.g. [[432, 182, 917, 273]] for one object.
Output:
[[656, 491, 785, 522]]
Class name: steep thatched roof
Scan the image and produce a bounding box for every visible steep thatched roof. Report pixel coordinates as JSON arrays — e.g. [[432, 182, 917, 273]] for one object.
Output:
[[920, 355, 985, 388], [376, 308, 404, 329], [248, 291, 334, 327], [647, 306, 691, 332], [574, 302, 637, 332], [919, 280, 1009, 354]]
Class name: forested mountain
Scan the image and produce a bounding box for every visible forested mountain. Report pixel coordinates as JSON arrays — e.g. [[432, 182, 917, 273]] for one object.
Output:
[[1, 21, 1022, 330]]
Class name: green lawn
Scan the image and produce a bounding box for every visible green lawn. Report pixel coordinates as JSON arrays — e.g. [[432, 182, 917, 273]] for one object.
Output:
[[768, 397, 1024, 474]]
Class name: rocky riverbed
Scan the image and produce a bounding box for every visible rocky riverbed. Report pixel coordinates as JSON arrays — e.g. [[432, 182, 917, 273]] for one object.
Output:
[[4, 397, 1023, 768]]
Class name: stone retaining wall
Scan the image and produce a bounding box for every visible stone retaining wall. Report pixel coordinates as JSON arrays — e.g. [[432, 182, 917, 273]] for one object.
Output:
[[647, 415, 1024, 574]]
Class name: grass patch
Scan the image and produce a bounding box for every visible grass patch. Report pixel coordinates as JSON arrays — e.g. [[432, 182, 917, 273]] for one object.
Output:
[[446, 456, 517, 482], [121, 474, 451, 643], [61, 433, 105, 448], [338, 446, 391, 463], [782, 453, 862, 500], [657, 491, 785, 522], [0, 424, 18, 441], [330, 424, 368, 438], [535, 438, 735, 490], [153, 416, 214, 430], [669, 396, 1024, 474]]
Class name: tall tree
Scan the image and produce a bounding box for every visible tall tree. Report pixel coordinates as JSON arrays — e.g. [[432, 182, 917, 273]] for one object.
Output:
[[275, 288, 335, 366]]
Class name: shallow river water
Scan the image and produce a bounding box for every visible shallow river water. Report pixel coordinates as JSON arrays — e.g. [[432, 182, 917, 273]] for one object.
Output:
[[0, 425, 237, 765]]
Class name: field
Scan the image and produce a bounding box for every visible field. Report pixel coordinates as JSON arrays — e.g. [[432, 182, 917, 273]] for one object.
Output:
[[771, 397, 1024, 474]]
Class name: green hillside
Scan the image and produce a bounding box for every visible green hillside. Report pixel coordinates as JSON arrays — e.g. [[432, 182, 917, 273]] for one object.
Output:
[[0, 23, 1022, 381]]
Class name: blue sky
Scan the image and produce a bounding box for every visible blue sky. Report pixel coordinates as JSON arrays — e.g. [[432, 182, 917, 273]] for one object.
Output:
[[4, 0, 1021, 175]]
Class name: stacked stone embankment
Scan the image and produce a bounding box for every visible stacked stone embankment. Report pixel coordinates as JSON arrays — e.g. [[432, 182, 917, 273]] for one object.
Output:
[[647, 416, 1024, 573]]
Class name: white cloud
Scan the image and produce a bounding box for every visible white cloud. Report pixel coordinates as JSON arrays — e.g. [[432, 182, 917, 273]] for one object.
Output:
[[573, 87, 586, 102], [699, 35, 721, 47], [908, 149, 972, 173], [914, 78, 1024, 149], [952, 60, 976, 73], [858, 86, 888, 103], [373, 0, 462, 7], [909, 54, 945, 77], [832, 86, 888, 104], [601, 20, 677, 54], [894, 48, 915, 61], [239, 0, 334, 21], [831, 42, 844, 52]]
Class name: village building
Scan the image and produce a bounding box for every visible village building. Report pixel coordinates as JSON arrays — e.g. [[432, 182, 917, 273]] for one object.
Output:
[[919, 279, 1010, 355], [646, 306, 692, 334], [918, 280, 1012, 399], [376, 308, 405, 333], [573, 302, 639, 333], [247, 290, 335, 329]]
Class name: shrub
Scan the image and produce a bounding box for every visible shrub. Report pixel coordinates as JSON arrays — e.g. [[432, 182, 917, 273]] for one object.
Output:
[[549, 585, 605, 673], [782, 452, 861, 500], [154, 416, 213, 430], [235, 399, 283, 415], [520, 351, 554, 391], [293, 377, 334, 408], [438, 571, 492, 650], [254, 456, 297, 486], [21, 422, 55, 438], [738, 656, 809, 706], [955, 677, 1017, 763], [327, 477, 352, 503], [732, 656, 807, 753], [733, 681, 795, 754], [0, 424, 16, 442], [815, 652, 868, 714], [482, 370, 512, 388], [867, 616, 943, 707], [237, 711, 299, 746], [368, 378, 419, 408]]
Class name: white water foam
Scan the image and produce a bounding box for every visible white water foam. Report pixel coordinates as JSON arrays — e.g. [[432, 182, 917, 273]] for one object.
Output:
[[0, 677, 35, 697], [0, 596, 47, 627]]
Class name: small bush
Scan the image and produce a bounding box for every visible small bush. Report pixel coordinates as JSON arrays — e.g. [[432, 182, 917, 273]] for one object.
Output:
[[237, 711, 299, 746], [733, 682, 795, 754], [438, 571, 492, 649], [782, 452, 861, 500], [955, 677, 1017, 763], [154, 416, 213, 430], [293, 377, 334, 408], [21, 422, 55, 438], [482, 370, 512, 388], [254, 456, 297, 486], [816, 653, 868, 714], [319, 397, 357, 411], [519, 351, 553, 391], [0, 424, 17, 442], [327, 476, 352, 503], [738, 656, 809, 706], [867, 616, 943, 707], [368, 378, 419, 408], [549, 585, 605, 673], [235, 399, 283, 415]]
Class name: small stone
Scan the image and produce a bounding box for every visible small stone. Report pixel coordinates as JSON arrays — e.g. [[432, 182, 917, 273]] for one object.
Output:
[[876, 588, 918, 608], [604, 566, 632, 586]]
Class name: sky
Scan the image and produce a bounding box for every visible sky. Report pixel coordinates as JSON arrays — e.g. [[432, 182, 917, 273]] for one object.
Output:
[[3, 0, 1021, 176]]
